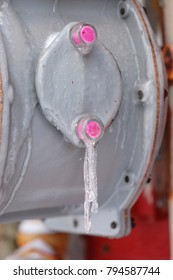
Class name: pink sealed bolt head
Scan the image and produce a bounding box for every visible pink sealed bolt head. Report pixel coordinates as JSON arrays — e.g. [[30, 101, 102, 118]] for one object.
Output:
[[77, 117, 104, 143], [70, 23, 97, 55], [80, 25, 97, 45], [86, 121, 102, 139]]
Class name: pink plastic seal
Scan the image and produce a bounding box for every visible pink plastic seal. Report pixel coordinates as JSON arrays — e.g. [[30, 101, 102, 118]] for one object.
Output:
[[86, 121, 102, 139], [80, 25, 97, 45]]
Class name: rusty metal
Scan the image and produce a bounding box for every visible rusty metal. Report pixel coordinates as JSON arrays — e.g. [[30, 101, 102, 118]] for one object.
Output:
[[163, 45, 173, 82], [132, 0, 161, 201]]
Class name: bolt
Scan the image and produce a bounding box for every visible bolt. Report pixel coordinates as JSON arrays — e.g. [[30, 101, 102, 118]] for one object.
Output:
[[80, 25, 97, 45], [86, 121, 102, 139], [120, 7, 126, 16], [138, 90, 144, 100], [70, 23, 97, 55], [119, 1, 129, 19], [111, 221, 117, 229], [125, 175, 130, 183], [77, 117, 104, 142]]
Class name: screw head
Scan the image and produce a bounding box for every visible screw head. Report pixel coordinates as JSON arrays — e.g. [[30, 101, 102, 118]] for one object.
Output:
[[138, 90, 144, 100], [77, 116, 104, 142], [80, 25, 97, 45], [119, 1, 129, 18], [70, 23, 97, 55], [86, 121, 102, 139], [125, 175, 130, 183], [111, 221, 117, 229], [120, 7, 126, 16]]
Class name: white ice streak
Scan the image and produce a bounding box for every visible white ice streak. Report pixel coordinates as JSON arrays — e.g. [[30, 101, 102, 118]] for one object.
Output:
[[83, 138, 98, 232]]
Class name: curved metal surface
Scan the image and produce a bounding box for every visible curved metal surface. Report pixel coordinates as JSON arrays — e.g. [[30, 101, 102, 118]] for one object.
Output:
[[0, 0, 167, 237]]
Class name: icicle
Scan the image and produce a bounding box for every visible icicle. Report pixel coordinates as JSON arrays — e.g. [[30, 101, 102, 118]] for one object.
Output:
[[83, 139, 98, 232], [77, 117, 104, 232]]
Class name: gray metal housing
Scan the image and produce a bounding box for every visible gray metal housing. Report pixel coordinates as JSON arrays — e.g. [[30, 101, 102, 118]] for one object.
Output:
[[0, 0, 167, 237]]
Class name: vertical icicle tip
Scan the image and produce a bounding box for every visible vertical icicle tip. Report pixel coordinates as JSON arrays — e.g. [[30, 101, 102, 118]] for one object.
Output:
[[76, 116, 104, 232]]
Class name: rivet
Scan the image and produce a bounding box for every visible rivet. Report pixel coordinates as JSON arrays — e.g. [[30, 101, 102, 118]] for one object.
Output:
[[111, 221, 117, 229], [125, 175, 130, 183]]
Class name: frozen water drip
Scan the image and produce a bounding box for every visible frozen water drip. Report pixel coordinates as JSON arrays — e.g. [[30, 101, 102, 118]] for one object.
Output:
[[84, 139, 98, 232], [77, 117, 104, 232]]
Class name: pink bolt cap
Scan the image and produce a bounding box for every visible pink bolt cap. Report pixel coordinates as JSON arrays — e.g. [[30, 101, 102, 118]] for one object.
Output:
[[80, 25, 97, 44], [77, 118, 104, 141], [86, 121, 102, 139]]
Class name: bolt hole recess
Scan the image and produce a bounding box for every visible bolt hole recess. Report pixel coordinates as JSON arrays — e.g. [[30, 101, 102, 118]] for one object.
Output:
[[120, 7, 126, 16], [119, 1, 129, 18], [73, 219, 78, 228], [125, 175, 130, 183], [111, 221, 118, 229], [147, 177, 152, 184], [138, 90, 144, 101]]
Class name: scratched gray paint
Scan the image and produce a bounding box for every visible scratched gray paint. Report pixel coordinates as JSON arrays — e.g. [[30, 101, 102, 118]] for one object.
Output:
[[0, 0, 167, 237]]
